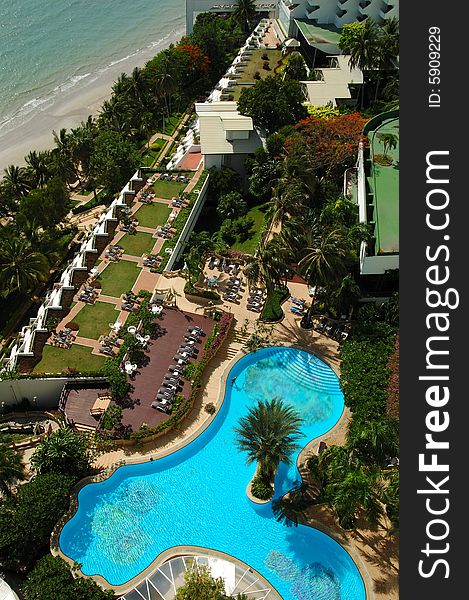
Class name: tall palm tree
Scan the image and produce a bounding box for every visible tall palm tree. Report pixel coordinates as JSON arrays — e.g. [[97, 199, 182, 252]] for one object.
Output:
[[153, 59, 177, 118], [233, 0, 257, 34], [347, 18, 379, 107], [2, 164, 32, 201], [0, 237, 50, 297], [243, 240, 287, 296], [0, 446, 26, 497], [234, 398, 303, 482], [298, 224, 350, 292]]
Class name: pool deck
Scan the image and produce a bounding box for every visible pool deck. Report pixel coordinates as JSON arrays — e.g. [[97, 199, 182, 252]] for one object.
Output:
[[52, 274, 396, 600]]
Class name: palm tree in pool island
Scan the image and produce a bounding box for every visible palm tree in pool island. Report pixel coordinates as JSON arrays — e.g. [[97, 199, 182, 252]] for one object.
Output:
[[234, 398, 303, 494]]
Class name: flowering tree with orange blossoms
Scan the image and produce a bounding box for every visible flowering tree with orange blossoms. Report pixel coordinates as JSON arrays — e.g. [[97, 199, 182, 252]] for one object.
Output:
[[285, 113, 368, 183]]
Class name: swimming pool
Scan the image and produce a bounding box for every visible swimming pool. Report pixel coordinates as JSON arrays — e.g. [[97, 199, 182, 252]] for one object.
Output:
[[59, 346, 366, 600]]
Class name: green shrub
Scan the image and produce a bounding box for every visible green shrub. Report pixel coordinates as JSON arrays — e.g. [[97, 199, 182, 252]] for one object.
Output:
[[251, 475, 273, 500], [205, 402, 216, 414], [260, 287, 289, 322], [0, 472, 75, 571], [101, 404, 123, 430], [184, 282, 221, 301]]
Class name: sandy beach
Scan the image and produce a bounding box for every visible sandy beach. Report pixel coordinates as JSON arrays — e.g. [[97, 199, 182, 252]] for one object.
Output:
[[0, 27, 184, 172]]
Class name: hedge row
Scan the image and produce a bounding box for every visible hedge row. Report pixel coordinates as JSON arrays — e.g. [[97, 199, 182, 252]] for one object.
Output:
[[260, 287, 289, 322], [339, 319, 396, 421]]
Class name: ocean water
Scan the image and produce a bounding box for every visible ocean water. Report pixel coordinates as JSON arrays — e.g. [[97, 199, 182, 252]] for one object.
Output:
[[0, 0, 185, 137]]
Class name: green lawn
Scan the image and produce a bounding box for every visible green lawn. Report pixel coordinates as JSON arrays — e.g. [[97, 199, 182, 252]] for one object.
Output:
[[152, 179, 187, 200], [142, 139, 167, 167], [231, 205, 266, 254], [230, 49, 283, 101], [72, 301, 119, 339], [99, 260, 141, 297], [135, 202, 171, 228], [162, 114, 181, 136], [119, 232, 155, 257], [32, 344, 105, 374]]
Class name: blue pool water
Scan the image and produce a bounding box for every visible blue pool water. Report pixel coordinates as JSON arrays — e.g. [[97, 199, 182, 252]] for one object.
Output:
[[59, 347, 366, 600]]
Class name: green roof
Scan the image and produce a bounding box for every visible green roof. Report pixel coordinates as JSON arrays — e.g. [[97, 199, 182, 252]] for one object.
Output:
[[367, 116, 399, 255], [294, 20, 341, 54]]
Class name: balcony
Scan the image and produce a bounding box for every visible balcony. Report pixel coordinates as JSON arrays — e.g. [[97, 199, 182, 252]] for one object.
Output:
[[336, 9, 347, 18]]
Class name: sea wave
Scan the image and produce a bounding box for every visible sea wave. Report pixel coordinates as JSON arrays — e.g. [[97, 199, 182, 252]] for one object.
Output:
[[0, 28, 183, 137]]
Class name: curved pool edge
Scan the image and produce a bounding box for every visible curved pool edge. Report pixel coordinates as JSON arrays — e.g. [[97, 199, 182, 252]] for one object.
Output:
[[77, 545, 285, 598], [54, 343, 374, 599]]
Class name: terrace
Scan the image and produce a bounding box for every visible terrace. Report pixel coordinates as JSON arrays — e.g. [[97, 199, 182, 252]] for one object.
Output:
[[119, 307, 214, 432], [228, 48, 283, 102]]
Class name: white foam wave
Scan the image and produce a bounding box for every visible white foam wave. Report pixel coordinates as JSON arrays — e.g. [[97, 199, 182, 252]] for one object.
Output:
[[0, 29, 183, 137]]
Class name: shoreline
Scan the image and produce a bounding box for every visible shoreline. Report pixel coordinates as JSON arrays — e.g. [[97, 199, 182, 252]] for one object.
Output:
[[0, 26, 184, 172]]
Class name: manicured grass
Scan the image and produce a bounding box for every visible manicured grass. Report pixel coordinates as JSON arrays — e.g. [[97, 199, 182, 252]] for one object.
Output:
[[230, 49, 283, 101], [142, 139, 167, 167], [73, 301, 119, 339], [99, 260, 141, 297], [32, 344, 105, 374], [230, 205, 266, 254], [119, 232, 155, 256], [161, 114, 181, 136], [135, 202, 171, 228], [152, 179, 187, 200]]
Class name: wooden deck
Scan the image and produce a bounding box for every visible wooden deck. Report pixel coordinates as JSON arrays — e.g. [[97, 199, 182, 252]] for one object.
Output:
[[63, 383, 111, 430], [121, 307, 214, 432]]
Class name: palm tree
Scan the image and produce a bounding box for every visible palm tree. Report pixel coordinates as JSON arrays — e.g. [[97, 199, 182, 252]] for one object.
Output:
[[347, 18, 379, 107], [25, 150, 52, 188], [2, 164, 32, 201], [346, 417, 399, 465], [30, 426, 91, 478], [326, 467, 384, 529], [0, 446, 26, 497], [265, 181, 307, 234], [234, 398, 303, 482], [0, 237, 50, 297], [377, 132, 398, 158], [329, 274, 362, 318], [216, 191, 246, 222], [153, 59, 177, 118], [243, 240, 286, 296], [233, 0, 257, 34], [298, 224, 350, 294]]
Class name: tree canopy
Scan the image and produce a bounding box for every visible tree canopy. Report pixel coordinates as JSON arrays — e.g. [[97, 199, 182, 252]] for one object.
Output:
[[30, 426, 94, 479], [238, 75, 308, 133], [24, 555, 114, 600], [0, 472, 75, 570]]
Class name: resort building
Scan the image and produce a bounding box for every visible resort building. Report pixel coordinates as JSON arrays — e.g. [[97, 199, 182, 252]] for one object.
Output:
[[278, 0, 399, 35], [196, 101, 264, 174], [185, 0, 279, 33], [349, 109, 399, 275], [303, 54, 363, 106]]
